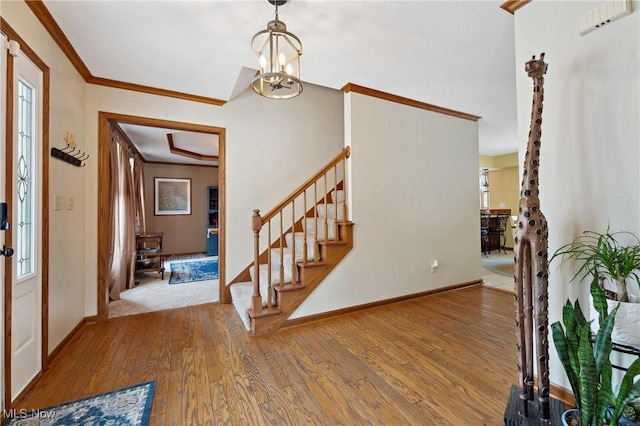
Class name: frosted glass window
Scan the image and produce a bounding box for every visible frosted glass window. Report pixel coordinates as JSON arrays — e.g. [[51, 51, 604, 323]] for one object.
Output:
[[16, 79, 35, 278]]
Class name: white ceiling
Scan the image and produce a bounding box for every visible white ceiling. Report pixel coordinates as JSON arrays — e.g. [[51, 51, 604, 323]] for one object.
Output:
[[118, 123, 219, 166], [43, 0, 520, 161]]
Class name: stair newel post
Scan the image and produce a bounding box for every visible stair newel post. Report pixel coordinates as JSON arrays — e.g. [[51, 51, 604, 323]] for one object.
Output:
[[267, 221, 272, 309], [333, 165, 339, 240], [279, 211, 285, 286], [341, 151, 349, 229], [291, 199, 297, 283], [251, 209, 263, 315], [313, 182, 319, 262], [323, 174, 329, 245], [303, 191, 308, 265]]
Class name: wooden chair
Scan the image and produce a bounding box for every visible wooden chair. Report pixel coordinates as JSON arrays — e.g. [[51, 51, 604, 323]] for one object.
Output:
[[480, 214, 490, 256], [488, 214, 509, 254]]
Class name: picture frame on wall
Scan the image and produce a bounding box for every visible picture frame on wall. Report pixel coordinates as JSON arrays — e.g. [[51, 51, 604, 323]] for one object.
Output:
[[154, 177, 191, 215]]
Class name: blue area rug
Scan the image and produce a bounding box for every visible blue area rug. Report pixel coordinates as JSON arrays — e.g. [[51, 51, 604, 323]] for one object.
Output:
[[3, 381, 154, 425], [169, 259, 218, 284]]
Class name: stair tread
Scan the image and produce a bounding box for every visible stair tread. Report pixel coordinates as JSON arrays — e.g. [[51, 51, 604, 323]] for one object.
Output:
[[274, 283, 306, 293], [297, 260, 327, 268], [249, 307, 282, 318], [317, 240, 348, 246]]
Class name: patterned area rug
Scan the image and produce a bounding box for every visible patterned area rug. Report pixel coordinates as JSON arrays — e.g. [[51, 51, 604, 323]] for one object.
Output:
[[4, 381, 155, 425], [169, 259, 219, 284], [483, 257, 515, 277], [165, 252, 206, 261]]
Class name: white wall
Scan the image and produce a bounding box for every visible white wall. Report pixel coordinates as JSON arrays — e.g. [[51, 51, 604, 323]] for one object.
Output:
[[514, 1, 639, 390], [3, 1, 88, 353], [293, 92, 480, 317]]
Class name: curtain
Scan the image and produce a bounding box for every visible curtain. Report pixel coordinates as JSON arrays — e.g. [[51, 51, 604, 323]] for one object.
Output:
[[132, 154, 146, 234], [107, 124, 137, 301]]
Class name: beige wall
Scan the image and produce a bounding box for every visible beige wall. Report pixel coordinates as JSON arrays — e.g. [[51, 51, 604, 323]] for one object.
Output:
[[294, 91, 480, 318], [143, 163, 218, 255], [515, 0, 639, 390], [84, 82, 344, 315], [3, 0, 344, 342]]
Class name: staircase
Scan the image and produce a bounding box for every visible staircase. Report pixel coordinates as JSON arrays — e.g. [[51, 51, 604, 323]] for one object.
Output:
[[229, 147, 353, 336]]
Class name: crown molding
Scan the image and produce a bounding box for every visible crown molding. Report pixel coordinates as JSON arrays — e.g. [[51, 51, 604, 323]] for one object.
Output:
[[341, 83, 480, 122], [167, 134, 219, 162], [87, 76, 225, 106], [24, 0, 226, 106], [500, 0, 532, 14]]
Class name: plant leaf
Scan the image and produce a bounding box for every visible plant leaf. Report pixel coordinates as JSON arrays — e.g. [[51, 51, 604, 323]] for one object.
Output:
[[552, 320, 582, 410], [578, 322, 597, 426], [611, 358, 640, 422], [591, 277, 609, 324], [593, 304, 617, 376]]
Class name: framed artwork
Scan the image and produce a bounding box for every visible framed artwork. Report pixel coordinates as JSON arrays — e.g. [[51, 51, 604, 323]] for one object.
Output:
[[154, 177, 191, 215]]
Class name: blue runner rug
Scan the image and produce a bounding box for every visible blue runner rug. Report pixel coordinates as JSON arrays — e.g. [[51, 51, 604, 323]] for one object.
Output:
[[3, 381, 155, 425], [169, 259, 218, 284]]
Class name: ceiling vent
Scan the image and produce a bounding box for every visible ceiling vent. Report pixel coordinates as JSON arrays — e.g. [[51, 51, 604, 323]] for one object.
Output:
[[579, 0, 632, 36]]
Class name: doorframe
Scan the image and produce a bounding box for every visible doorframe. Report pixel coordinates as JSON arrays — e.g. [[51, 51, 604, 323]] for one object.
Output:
[[1, 22, 50, 408], [97, 112, 226, 322]]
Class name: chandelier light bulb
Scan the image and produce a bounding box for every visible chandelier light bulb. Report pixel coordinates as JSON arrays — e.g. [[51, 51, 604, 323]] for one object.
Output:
[[250, 0, 303, 99]]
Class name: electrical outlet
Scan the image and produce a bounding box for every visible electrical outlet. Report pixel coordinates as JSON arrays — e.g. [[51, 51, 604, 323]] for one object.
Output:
[[431, 260, 439, 273]]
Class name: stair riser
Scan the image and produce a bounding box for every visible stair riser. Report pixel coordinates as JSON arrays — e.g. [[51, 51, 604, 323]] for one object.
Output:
[[316, 202, 346, 221], [284, 233, 317, 260], [252, 225, 354, 336], [303, 218, 336, 240]]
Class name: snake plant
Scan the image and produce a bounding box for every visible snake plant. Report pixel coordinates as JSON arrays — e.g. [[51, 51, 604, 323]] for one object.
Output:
[[551, 229, 640, 302], [551, 280, 640, 425]]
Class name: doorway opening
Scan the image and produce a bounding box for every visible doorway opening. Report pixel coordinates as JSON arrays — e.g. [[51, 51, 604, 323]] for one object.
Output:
[[96, 112, 226, 321]]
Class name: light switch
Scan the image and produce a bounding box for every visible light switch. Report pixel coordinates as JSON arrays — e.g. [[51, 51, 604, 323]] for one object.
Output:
[[67, 196, 74, 211], [54, 195, 61, 211]]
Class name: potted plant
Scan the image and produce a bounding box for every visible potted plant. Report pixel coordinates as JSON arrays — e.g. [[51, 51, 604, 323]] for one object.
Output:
[[551, 229, 640, 348], [551, 281, 640, 425]]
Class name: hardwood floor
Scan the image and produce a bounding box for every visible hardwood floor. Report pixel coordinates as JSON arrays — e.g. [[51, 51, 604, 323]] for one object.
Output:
[[15, 286, 520, 425]]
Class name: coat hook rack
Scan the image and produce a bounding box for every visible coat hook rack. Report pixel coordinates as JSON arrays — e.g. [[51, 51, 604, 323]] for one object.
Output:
[[50, 132, 89, 167]]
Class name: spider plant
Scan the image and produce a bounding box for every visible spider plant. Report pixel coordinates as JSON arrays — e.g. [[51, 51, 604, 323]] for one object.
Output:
[[551, 229, 640, 302], [552, 281, 640, 425]]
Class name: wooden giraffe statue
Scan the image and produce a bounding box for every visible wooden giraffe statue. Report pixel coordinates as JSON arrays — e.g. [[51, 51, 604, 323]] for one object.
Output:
[[513, 53, 550, 420]]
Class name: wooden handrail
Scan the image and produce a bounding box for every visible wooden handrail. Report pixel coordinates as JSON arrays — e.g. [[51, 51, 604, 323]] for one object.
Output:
[[261, 146, 351, 223], [250, 146, 351, 327]]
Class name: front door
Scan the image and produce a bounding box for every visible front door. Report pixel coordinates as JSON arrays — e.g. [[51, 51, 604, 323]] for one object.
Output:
[[8, 42, 44, 402], [0, 33, 8, 413]]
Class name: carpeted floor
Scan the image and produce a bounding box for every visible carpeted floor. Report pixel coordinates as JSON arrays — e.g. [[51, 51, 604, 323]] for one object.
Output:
[[109, 255, 218, 318]]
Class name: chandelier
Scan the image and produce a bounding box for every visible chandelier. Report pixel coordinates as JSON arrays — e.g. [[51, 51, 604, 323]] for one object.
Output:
[[480, 168, 490, 192], [251, 0, 303, 99]]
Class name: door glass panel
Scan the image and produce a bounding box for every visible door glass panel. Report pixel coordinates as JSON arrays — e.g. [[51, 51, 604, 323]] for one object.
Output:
[[16, 79, 35, 278]]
